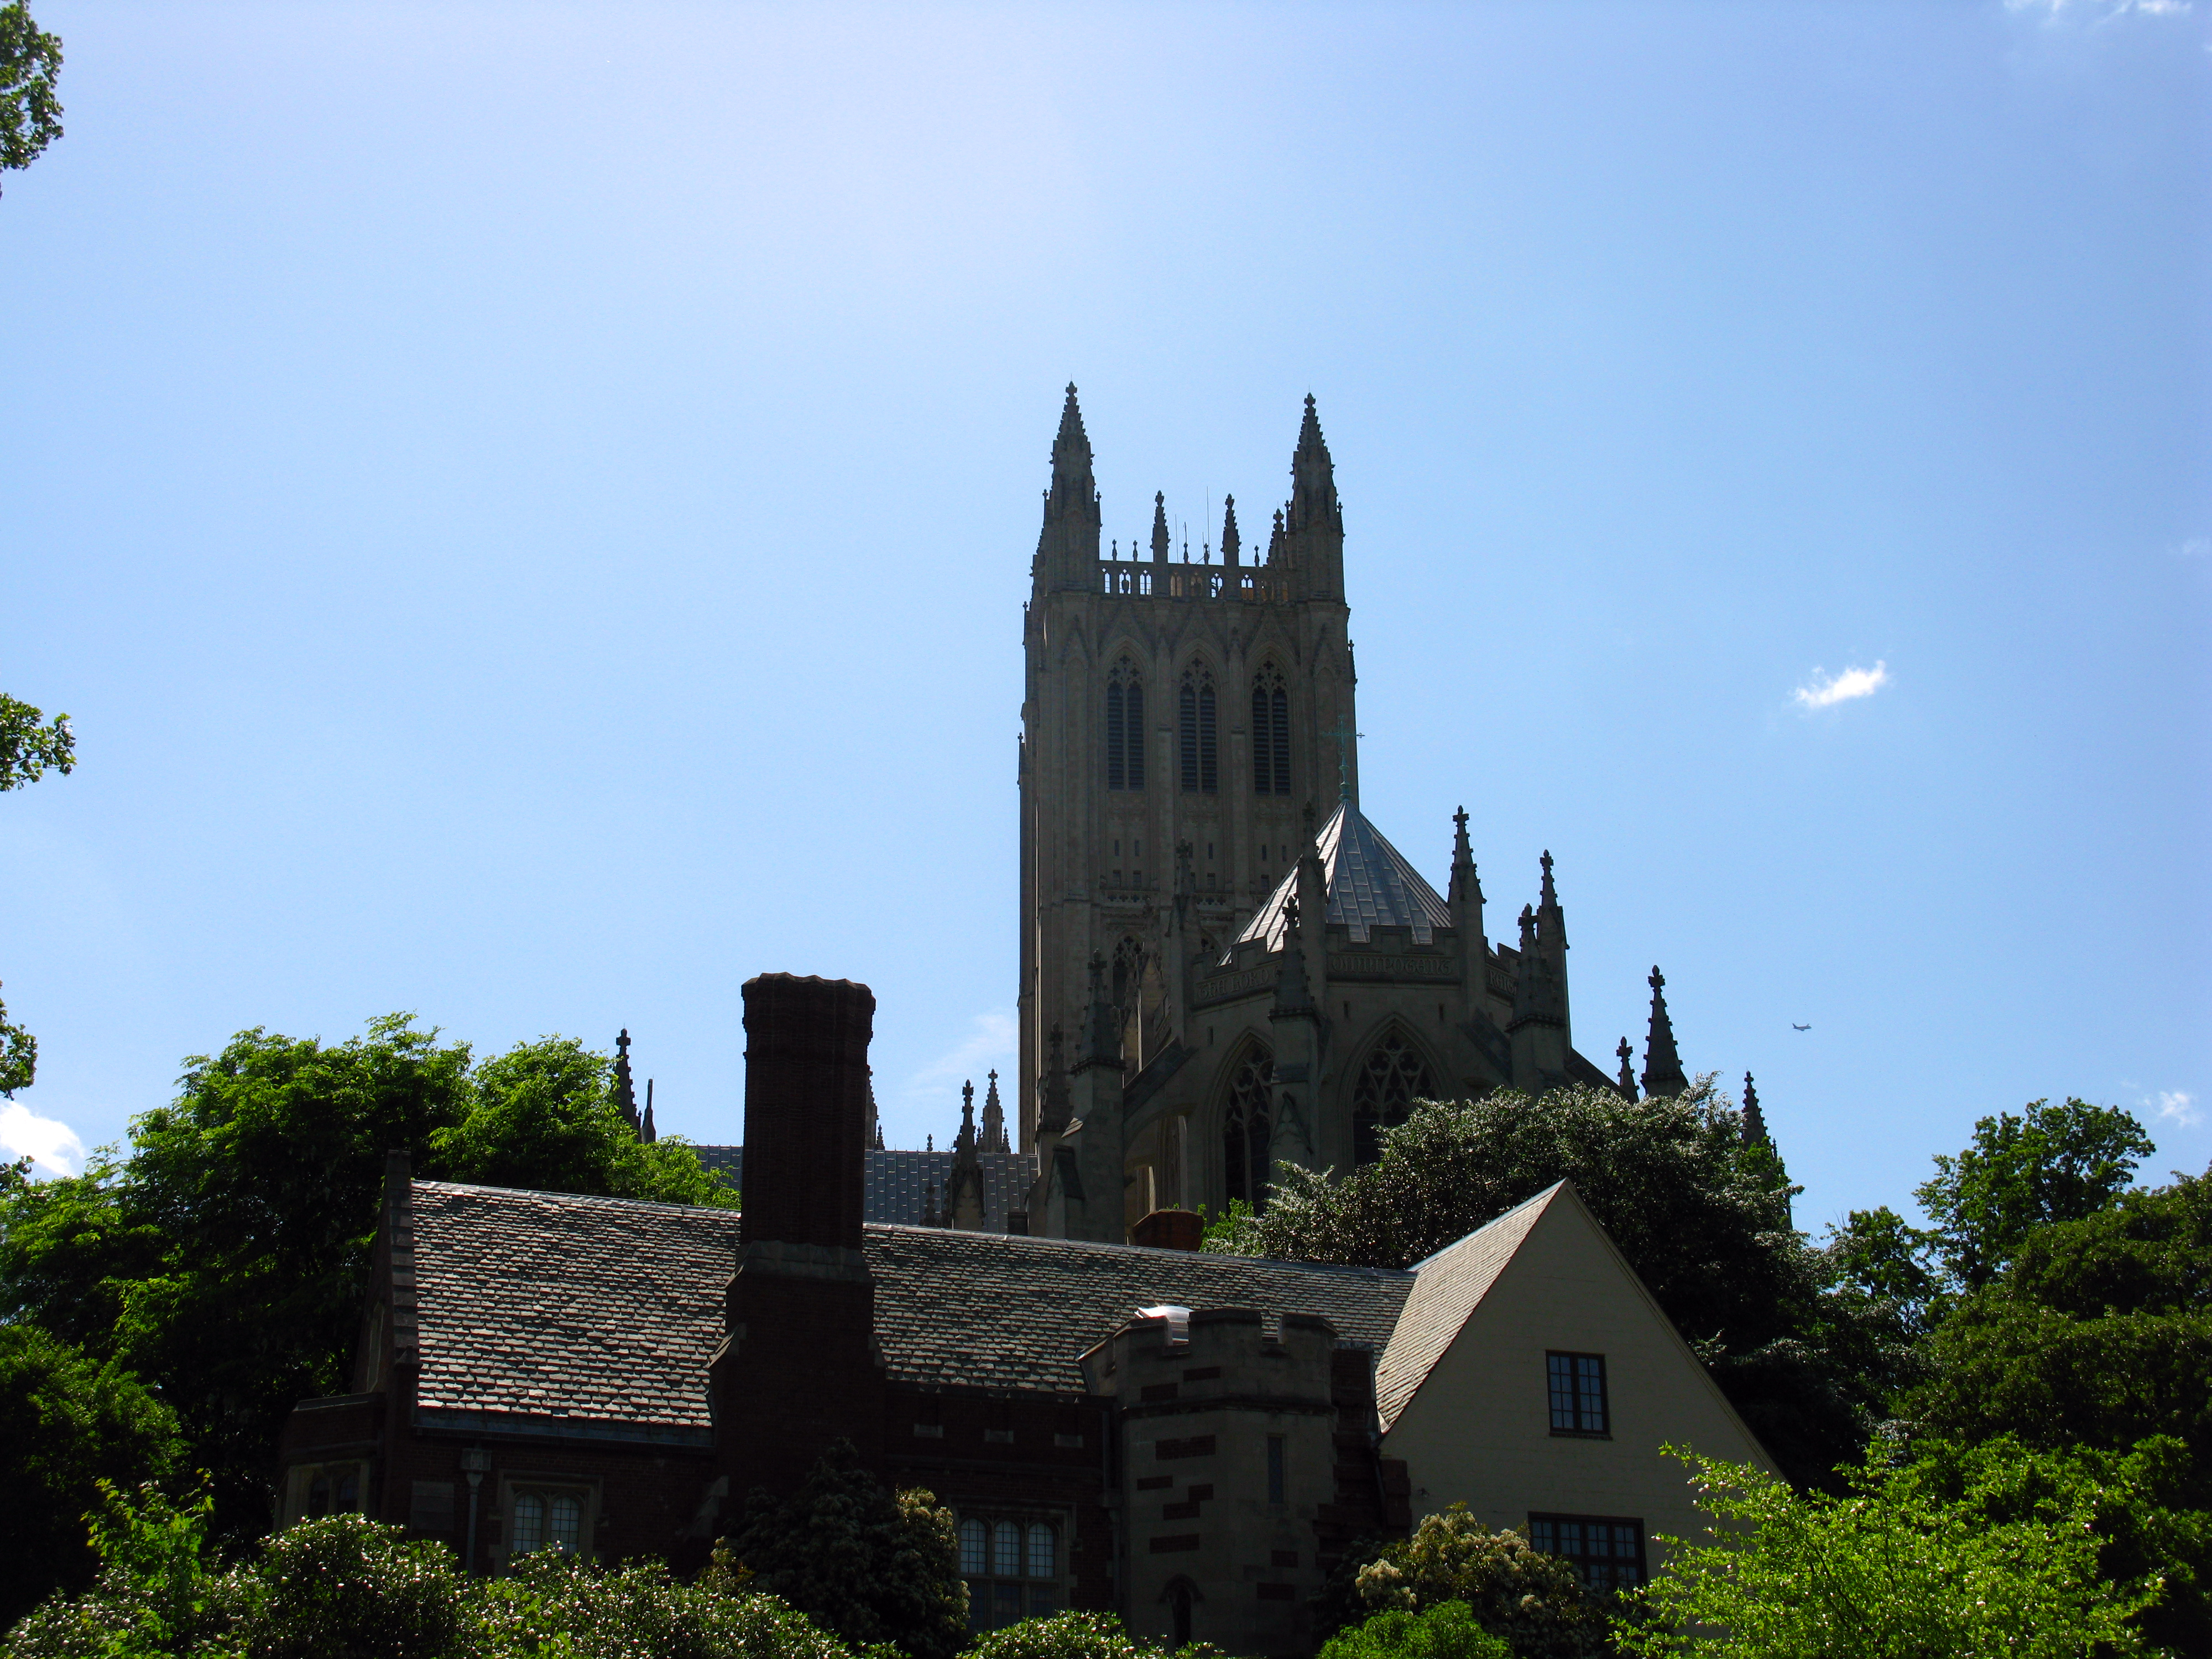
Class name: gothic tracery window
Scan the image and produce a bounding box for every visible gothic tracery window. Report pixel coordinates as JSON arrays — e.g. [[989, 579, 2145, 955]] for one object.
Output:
[[1178, 666, 1217, 794], [1251, 666, 1290, 796], [1351, 1031, 1436, 1166], [1222, 1044, 1274, 1211], [1106, 660, 1144, 791]]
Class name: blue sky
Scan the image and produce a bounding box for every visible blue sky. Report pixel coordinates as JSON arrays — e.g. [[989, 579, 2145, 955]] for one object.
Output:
[[3, 1, 2205, 1234]]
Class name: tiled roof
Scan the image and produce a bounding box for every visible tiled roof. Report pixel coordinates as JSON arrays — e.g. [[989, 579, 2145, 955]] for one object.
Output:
[[1373, 1184, 1560, 1430], [403, 1181, 1416, 1436], [865, 1226, 1415, 1394], [692, 1147, 1039, 1230], [409, 1182, 742, 1446], [1238, 801, 1454, 951]]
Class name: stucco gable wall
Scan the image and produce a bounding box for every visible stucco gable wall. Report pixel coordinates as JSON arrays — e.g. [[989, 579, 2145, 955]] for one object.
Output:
[[1379, 1192, 1768, 1574]]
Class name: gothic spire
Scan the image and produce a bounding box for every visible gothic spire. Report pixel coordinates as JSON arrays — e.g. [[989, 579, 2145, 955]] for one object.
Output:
[[1046, 383, 1094, 513], [1036, 383, 1100, 581], [641, 1077, 658, 1142], [1287, 393, 1340, 533], [1536, 849, 1567, 952], [1641, 967, 1688, 1098], [958, 1079, 977, 1154], [612, 1029, 640, 1137], [982, 1070, 1008, 1153], [1448, 806, 1482, 908], [1221, 495, 1241, 568], [1742, 1072, 1770, 1147], [1616, 1038, 1637, 1100], [1151, 491, 1171, 563]]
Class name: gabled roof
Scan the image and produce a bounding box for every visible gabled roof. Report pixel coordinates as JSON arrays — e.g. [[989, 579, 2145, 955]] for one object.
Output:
[[403, 1181, 1415, 1442], [1373, 1184, 1563, 1430], [1237, 800, 1454, 951]]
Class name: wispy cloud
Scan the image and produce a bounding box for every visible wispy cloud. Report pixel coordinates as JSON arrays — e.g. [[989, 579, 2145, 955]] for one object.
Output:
[[2154, 1089, 2200, 1129], [1793, 661, 1891, 711], [2177, 536, 2210, 561], [0, 1102, 87, 1177], [898, 1010, 1016, 1112], [2008, 0, 2192, 18]]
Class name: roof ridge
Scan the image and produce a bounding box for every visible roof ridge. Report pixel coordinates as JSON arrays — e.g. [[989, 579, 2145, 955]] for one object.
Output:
[[1404, 1180, 1567, 1272], [412, 1178, 743, 1218], [868, 1222, 1417, 1279]]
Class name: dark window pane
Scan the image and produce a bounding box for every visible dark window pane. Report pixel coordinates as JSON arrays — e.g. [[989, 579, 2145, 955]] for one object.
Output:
[[1107, 682, 1125, 790], [1128, 686, 1144, 786], [1199, 682, 1217, 792], [1271, 688, 1290, 794]]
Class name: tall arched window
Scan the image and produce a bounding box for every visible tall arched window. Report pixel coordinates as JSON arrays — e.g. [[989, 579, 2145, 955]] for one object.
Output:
[[1180, 667, 1217, 794], [1222, 1045, 1274, 1210], [1251, 666, 1290, 796], [1351, 1031, 1437, 1166], [1106, 660, 1144, 790]]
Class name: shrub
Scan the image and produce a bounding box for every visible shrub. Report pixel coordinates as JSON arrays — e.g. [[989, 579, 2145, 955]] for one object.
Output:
[[474, 1550, 854, 1659], [1322, 1505, 1608, 1659], [1319, 1603, 1514, 1659], [725, 1441, 968, 1659], [223, 1512, 469, 1659], [2, 1481, 225, 1659], [961, 1610, 1223, 1659]]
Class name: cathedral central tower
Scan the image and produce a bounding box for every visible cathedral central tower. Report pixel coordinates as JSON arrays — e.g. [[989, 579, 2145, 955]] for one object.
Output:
[[1017, 389, 1360, 1156]]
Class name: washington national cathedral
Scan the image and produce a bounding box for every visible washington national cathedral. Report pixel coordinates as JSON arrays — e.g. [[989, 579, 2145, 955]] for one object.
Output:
[[697, 386, 1756, 1238], [1009, 386, 1746, 1243]]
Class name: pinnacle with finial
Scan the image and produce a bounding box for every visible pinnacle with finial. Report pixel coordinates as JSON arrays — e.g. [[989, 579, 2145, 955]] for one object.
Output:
[[1616, 1037, 1636, 1099]]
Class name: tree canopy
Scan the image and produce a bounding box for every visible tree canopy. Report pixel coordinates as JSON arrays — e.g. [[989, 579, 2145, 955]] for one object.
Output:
[[0, 3, 61, 189]]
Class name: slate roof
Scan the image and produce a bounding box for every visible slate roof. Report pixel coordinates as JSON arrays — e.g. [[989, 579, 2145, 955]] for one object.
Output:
[[1238, 800, 1454, 951], [865, 1226, 1414, 1394], [401, 1180, 1416, 1438], [692, 1147, 1040, 1230], [409, 1181, 742, 1446], [1373, 1184, 1560, 1430]]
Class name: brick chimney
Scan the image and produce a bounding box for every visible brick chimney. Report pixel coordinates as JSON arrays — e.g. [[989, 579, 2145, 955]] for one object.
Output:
[[709, 974, 885, 1499]]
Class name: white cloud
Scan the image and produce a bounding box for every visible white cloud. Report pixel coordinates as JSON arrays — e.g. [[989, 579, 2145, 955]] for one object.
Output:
[[1793, 661, 1891, 711], [2154, 1090, 2200, 1129], [0, 1102, 87, 1177], [2178, 537, 2210, 560]]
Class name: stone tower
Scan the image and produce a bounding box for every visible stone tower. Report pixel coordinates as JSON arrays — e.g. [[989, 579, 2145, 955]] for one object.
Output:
[[1018, 388, 1361, 1152]]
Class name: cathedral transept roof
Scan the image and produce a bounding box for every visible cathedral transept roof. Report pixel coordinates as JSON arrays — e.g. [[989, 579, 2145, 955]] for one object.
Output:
[[1236, 800, 1455, 951]]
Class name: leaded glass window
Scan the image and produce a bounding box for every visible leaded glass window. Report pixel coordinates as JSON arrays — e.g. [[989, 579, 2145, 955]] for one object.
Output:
[[1179, 667, 1217, 794], [1107, 661, 1144, 790], [1350, 1031, 1436, 1165], [1222, 1045, 1274, 1210]]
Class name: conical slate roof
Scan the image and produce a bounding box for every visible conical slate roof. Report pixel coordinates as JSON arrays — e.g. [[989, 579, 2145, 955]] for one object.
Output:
[[1237, 800, 1453, 951]]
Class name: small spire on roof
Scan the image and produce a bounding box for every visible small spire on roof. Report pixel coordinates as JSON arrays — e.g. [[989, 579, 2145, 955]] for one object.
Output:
[[642, 1077, 658, 1142], [1616, 1039, 1636, 1100], [612, 1029, 640, 1137], [1742, 1072, 1770, 1147], [1641, 967, 1688, 1099], [1151, 492, 1171, 562], [1221, 494, 1241, 568], [982, 1070, 1008, 1153]]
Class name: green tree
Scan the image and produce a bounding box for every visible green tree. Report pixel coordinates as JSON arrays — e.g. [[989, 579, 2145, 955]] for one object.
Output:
[[1322, 1505, 1609, 1658], [960, 1609, 1228, 1659], [1916, 1098, 2155, 1292], [0, 1015, 733, 1556], [1319, 1603, 1513, 1659], [0, 3, 61, 189], [1, 695, 78, 1097], [726, 1440, 969, 1659], [479, 1549, 855, 1659], [431, 1034, 734, 1206], [1616, 1448, 2147, 1659], [0, 1328, 184, 1631], [1206, 1082, 1907, 1488]]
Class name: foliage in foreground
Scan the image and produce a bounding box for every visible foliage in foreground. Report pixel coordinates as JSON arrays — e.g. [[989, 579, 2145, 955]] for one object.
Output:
[[0, 1327, 184, 1630], [0, 1016, 733, 1545], [961, 1609, 1223, 1659], [727, 1440, 970, 1659], [1318, 1603, 1511, 1659], [1616, 1448, 2148, 1659], [1318, 1505, 1608, 1658], [2, 1491, 860, 1659]]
